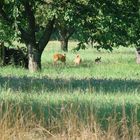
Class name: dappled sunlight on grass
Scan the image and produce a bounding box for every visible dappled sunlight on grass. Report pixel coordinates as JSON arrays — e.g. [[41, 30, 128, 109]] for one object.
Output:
[[0, 41, 140, 139]]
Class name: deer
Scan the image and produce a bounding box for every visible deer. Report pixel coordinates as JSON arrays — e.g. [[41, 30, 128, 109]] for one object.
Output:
[[74, 54, 82, 65], [95, 57, 101, 63], [53, 53, 66, 64]]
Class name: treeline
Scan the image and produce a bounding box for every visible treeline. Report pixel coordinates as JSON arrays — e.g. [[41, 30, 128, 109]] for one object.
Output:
[[0, 0, 140, 72]]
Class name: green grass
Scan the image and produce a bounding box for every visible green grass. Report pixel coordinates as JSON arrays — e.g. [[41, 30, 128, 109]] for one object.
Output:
[[0, 41, 140, 132]]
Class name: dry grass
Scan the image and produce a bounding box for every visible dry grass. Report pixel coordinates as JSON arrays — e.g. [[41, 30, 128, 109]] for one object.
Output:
[[0, 102, 140, 140]]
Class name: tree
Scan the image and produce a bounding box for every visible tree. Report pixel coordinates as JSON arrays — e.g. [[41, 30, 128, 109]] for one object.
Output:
[[55, 0, 122, 52], [54, 0, 98, 52], [97, 0, 140, 62], [57, 25, 74, 52], [1, 0, 139, 71], [0, 0, 55, 72], [120, 0, 140, 63], [53, 1, 75, 51], [53, 1, 79, 52], [79, 0, 140, 53]]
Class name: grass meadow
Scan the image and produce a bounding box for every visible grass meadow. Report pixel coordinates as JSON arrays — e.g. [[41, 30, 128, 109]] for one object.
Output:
[[0, 41, 140, 139]]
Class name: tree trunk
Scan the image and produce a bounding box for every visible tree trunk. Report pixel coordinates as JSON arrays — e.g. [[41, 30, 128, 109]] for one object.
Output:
[[60, 38, 68, 52], [0, 1, 55, 72], [0, 42, 6, 65], [136, 48, 140, 64], [59, 28, 74, 52], [27, 44, 41, 72]]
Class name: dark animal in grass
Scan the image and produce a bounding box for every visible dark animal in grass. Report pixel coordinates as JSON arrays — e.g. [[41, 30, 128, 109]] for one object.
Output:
[[95, 57, 101, 63]]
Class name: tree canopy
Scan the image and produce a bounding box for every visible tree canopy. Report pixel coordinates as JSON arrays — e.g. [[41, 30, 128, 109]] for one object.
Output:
[[0, 0, 140, 71]]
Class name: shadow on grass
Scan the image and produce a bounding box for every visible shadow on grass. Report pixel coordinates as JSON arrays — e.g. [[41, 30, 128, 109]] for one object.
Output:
[[0, 75, 140, 93], [45, 60, 96, 68]]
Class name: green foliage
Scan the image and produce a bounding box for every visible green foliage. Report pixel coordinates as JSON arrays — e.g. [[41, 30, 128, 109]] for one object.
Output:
[[0, 0, 54, 43], [0, 0, 140, 51], [98, 0, 140, 48], [0, 0, 20, 44], [0, 20, 14, 43], [74, 0, 140, 50]]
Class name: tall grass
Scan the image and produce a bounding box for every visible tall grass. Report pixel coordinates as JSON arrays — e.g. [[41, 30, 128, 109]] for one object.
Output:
[[0, 99, 140, 140], [0, 41, 140, 139]]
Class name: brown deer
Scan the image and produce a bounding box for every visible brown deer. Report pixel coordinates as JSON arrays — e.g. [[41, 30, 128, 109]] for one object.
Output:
[[74, 54, 82, 65], [53, 53, 66, 64]]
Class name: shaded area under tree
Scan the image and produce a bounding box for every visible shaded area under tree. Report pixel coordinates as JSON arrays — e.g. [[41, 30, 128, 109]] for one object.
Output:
[[0, 42, 28, 68]]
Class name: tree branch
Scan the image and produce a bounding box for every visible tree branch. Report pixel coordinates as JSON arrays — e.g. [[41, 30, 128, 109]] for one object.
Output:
[[18, 26, 32, 44], [38, 17, 55, 53], [23, 1, 36, 43], [59, 27, 75, 40]]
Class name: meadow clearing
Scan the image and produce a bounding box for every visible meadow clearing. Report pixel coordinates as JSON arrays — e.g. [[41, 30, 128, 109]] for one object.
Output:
[[0, 41, 140, 140]]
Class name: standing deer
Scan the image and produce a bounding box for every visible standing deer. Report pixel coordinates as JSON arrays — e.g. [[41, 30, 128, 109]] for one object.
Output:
[[53, 53, 66, 64], [74, 54, 82, 65]]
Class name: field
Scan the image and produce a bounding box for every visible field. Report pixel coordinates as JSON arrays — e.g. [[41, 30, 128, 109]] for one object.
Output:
[[0, 41, 140, 140]]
